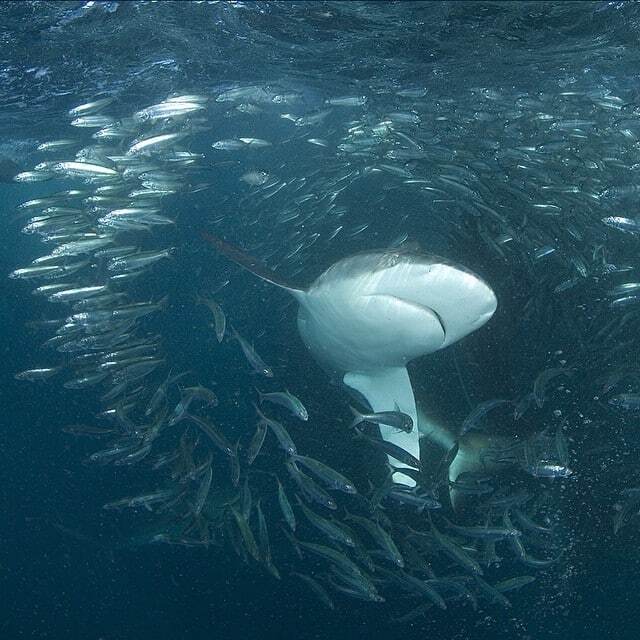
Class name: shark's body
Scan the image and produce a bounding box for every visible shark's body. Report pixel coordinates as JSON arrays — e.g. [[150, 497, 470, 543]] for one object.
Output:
[[203, 234, 497, 485]]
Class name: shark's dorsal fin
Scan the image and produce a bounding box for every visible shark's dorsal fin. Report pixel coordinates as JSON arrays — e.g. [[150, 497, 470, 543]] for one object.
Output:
[[201, 231, 306, 297]]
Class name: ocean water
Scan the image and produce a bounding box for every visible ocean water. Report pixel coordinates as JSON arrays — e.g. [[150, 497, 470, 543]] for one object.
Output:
[[2, 2, 640, 639]]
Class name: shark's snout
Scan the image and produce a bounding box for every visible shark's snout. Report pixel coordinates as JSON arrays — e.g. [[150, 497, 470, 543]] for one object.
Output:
[[423, 264, 497, 348]]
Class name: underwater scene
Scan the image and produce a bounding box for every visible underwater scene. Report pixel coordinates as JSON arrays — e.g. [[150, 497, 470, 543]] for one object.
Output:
[[2, 2, 640, 639]]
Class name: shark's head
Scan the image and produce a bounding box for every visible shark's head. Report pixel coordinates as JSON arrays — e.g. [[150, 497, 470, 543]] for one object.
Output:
[[413, 258, 497, 349], [296, 250, 497, 374]]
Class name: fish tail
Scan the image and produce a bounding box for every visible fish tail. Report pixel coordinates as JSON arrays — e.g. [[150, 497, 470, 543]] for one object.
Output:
[[349, 406, 364, 429]]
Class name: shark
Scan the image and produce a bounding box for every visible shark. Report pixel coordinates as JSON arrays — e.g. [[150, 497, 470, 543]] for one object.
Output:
[[203, 233, 497, 485]]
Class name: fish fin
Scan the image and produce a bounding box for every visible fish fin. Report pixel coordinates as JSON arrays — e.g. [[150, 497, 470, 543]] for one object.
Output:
[[344, 367, 420, 488], [201, 231, 307, 298]]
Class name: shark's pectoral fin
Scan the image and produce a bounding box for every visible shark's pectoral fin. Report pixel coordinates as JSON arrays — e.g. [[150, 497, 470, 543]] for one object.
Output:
[[343, 367, 420, 487]]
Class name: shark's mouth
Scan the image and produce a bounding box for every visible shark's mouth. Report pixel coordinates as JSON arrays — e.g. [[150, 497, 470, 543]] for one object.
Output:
[[364, 293, 447, 345]]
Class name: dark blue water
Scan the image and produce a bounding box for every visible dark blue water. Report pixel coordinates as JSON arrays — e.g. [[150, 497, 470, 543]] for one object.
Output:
[[2, 2, 640, 639]]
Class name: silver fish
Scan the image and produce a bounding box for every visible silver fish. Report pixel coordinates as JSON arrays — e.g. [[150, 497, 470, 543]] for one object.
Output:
[[254, 404, 296, 455], [48, 285, 109, 303], [238, 137, 272, 148], [196, 295, 226, 342], [350, 406, 413, 432], [240, 170, 270, 186], [53, 161, 118, 177], [291, 454, 356, 494], [15, 367, 62, 381], [127, 132, 187, 155], [70, 115, 116, 128], [231, 326, 273, 377], [68, 97, 115, 117], [256, 388, 308, 421], [325, 95, 367, 107]]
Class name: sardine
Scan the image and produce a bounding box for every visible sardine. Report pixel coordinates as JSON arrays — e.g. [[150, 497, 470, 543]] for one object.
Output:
[[345, 511, 404, 567], [231, 326, 273, 377], [291, 454, 356, 494], [296, 498, 355, 547], [256, 388, 308, 421], [286, 460, 336, 510], [69, 97, 115, 117], [196, 295, 226, 342], [350, 406, 413, 432], [15, 367, 62, 381], [246, 421, 267, 465], [254, 404, 296, 455], [276, 478, 296, 531], [355, 428, 421, 469]]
